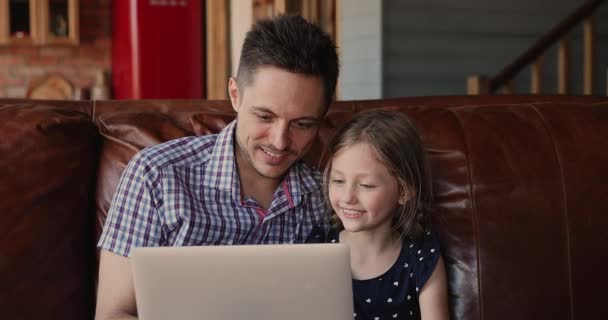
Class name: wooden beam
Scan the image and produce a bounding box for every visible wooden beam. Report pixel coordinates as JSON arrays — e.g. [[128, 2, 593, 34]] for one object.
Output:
[[206, 0, 229, 99], [33, 0, 46, 44], [583, 16, 595, 95], [319, 0, 335, 38], [531, 56, 544, 94], [467, 75, 490, 95], [0, 0, 8, 44], [230, 0, 253, 76], [500, 81, 515, 94], [274, 0, 286, 15], [334, 0, 342, 100], [302, 0, 320, 22], [69, 0, 79, 44], [301, 0, 310, 19], [311, 0, 320, 22], [334, 0, 341, 46], [557, 37, 570, 94]]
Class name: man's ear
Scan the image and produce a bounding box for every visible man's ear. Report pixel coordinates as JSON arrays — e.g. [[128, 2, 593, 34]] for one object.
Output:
[[228, 77, 240, 112]]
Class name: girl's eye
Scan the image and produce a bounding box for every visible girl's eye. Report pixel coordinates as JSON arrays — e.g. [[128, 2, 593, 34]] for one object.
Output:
[[331, 179, 344, 185], [360, 184, 376, 189]]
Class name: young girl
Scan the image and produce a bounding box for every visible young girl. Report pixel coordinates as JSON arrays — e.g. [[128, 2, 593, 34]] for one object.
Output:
[[323, 110, 449, 320]]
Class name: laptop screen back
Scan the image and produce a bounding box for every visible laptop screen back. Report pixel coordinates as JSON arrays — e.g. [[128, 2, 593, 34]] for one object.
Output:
[[131, 243, 353, 320]]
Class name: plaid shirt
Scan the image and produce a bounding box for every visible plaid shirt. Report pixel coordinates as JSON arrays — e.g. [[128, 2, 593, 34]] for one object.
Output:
[[98, 120, 328, 257]]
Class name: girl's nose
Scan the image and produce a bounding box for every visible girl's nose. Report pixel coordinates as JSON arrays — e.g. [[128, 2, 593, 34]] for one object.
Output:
[[342, 184, 357, 204]]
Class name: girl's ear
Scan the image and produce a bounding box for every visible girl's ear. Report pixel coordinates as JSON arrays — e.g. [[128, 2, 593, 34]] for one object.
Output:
[[398, 190, 415, 205]]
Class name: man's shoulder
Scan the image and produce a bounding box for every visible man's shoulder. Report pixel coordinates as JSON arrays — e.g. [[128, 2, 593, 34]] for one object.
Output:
[[137, 135, 218, 170]]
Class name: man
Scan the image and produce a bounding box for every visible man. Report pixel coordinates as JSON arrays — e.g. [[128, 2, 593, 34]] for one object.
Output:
[[95, 15, 339, 319]]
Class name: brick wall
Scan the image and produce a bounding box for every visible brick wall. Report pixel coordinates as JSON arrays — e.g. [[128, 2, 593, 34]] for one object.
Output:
[[0, 0, 111, 98]]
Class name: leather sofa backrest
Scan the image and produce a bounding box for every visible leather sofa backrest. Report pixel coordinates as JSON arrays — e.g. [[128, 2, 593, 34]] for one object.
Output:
[[2, 96, 607, 319], [0, 100, 99, 319]]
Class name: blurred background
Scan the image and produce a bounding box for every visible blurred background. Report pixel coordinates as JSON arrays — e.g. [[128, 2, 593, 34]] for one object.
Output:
[[0, 0, 606, 100]]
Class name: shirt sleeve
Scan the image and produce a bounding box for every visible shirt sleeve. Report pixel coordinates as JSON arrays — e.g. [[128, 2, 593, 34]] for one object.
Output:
[[97, 151, 164, 257], [410, 229, 442, 295]]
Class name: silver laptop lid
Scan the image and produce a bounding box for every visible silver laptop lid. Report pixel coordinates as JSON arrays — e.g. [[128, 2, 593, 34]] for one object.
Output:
[[132, 243, 353, 320]]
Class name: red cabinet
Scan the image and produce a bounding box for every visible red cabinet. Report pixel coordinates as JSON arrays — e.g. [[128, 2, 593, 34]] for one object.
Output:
[[112, 0, 204, 99]]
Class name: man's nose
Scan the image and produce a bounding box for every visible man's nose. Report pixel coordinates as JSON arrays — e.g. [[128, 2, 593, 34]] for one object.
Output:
[[270, 122, 290, 151]]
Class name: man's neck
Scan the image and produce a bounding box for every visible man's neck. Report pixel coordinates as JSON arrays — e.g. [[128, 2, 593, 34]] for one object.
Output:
[[235, 145, 284, 210]]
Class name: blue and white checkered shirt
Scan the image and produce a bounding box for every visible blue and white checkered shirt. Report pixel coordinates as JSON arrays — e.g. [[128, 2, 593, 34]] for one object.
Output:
[[98, 120, 328, 257]]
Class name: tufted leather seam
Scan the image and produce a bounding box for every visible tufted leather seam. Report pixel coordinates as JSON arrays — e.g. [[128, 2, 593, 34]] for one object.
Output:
[[531, 104, 574, 320], [95, 117, 141, 153], [92, 99, 96, 123], [448, 107, 483, 320]]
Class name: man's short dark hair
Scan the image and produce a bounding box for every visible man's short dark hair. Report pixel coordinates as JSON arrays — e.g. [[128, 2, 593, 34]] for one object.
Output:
[[237, 15, 339, 108]]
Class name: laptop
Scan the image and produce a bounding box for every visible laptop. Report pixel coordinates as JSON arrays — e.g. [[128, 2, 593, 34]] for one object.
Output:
[[131, 243, 354, 320]]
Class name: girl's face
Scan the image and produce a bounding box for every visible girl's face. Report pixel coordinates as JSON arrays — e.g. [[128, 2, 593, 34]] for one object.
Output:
[[328, 142, 403, 234]]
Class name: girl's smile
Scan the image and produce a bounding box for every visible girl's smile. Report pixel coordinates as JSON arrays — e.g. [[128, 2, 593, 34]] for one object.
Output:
[[328, 142, 403, 234], [339, 207, 366, 218]]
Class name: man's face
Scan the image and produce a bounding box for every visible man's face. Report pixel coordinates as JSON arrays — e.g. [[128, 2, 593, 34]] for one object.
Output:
[[229, 66, 326, 181]]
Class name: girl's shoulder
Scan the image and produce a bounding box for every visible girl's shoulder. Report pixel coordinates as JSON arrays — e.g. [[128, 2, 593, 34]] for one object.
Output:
[[399, 229, 442, 290], [403, 229, 441, 257]]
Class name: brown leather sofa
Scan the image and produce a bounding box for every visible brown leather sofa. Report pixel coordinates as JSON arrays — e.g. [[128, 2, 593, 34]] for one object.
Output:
[[1, 96, 607, 320]]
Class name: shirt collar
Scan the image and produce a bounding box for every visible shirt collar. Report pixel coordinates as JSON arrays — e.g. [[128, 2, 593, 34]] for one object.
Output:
[[202, 120, 239, 194], [282, 160, 321, 207]]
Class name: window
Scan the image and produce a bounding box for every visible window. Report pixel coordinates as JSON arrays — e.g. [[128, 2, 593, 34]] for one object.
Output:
[[0, 0, 79, 45]]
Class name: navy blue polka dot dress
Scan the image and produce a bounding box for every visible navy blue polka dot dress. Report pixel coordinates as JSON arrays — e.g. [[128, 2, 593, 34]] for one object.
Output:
[[326, 229, 441, 320]]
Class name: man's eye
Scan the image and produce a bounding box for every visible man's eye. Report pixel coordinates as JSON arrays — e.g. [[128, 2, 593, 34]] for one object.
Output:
[[255, 113, 272, 121], [293, 121, 315, 129]]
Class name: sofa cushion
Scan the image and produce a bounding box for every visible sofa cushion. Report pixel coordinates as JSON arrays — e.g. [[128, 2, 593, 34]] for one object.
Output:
[[0, 101, 99, 319]]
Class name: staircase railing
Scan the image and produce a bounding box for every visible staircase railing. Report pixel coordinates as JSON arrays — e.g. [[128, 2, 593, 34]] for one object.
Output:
[[468, 0, 606, 95]]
